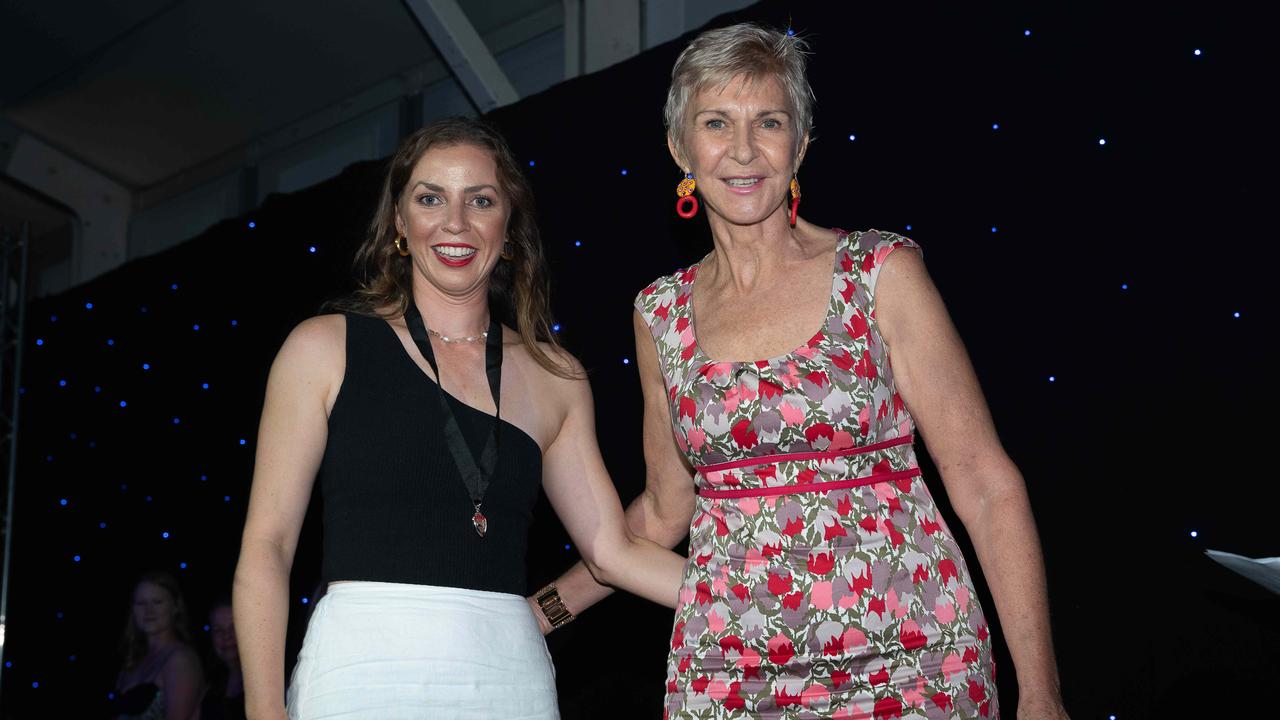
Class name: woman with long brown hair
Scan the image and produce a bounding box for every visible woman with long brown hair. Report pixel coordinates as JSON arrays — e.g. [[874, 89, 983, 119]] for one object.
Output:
[[232, 116, 683, 719]]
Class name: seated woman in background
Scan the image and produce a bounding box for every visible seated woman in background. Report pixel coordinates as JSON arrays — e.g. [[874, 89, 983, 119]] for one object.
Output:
[[200, 594, 245, 720], [109, 571, 204, 720]]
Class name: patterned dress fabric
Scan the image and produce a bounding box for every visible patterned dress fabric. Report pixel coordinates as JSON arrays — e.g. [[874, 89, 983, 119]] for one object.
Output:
[[636, 230, 998, 719]]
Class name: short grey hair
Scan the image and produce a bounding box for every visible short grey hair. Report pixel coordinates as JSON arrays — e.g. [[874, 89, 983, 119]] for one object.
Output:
[[664, 23, 814, 164]]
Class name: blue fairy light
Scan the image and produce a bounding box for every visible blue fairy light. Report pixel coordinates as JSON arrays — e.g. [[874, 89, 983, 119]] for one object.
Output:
[[85, 302, 94, 310], [848, 134, 856, 141], [1233, 311, 1240, 318], [171, 283, 179, 291], [224, 495, 231, 502], [94, 386, 102, 393], [36, 338, 44, 346], [239, 438, 247, 445], [1193, 49, 1202, 56], [552, 323, 561, 332], [620, 168, 628, 175], [1024, 29, 1031, 36], [991, 123, 999, 130], [107, 338, 115, 346], [1098, 138, 1107, 145], [193, 324, 200, 331], [58, 380, 67, 387], [231, 319, 239, 326], [564, 544, 571, 550], [309, 246, 316, 253], [991, 226, 998, 233], [99, 522, 107, 529], [202, 382, 209, 389], [73, 555, 81, 562], [172, 417, 180, 424], [1049, 376, 1056, 382], [905, 224, 913, 231], [180, 562, 187, 569], [1121, 283, 1129, 290], [119, 401, 128, 408], [50, 315, 57, 322], [1190, 530, 1198, 538], [59, 499, 67, 506], [301, 597, 310, 605], [574, 241, 582, 247], [528, 160, 536, 167], [142, 363, 151, 370], [623, 358, 631, 365], [248, 221, 256, 229]]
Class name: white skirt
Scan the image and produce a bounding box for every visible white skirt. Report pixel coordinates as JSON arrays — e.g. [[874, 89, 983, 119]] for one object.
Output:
[[286, 581, 559, 719]]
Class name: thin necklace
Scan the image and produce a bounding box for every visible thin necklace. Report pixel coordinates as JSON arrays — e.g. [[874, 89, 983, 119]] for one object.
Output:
[[426, 327, 489, 344]]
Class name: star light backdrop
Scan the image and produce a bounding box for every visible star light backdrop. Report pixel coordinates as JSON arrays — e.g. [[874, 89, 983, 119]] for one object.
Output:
[[4, 2, 1276, 718]]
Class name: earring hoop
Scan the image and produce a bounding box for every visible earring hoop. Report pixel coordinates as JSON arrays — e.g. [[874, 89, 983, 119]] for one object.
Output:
[[395, 236, 410, 256], [501, 241, 514, 261], [676, 172, 699, 219]]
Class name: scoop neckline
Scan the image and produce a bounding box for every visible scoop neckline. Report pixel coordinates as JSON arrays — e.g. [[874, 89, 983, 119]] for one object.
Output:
[[685, 229, 849, 366]]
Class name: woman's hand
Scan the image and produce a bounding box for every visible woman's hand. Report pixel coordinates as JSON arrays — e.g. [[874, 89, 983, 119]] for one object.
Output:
[[1018, 694, 1070, 719], [526, 595, 553, 635]]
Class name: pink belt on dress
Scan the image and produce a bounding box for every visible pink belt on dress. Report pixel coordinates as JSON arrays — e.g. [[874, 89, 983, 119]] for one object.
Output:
[[695, 434, 922, 499]]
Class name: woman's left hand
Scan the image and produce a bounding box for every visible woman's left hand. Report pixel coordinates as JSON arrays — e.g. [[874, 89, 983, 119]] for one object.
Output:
[[1017, 694, 1070, 719]]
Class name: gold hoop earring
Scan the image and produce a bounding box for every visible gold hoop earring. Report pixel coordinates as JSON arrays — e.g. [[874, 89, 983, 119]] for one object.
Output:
[[395, 236, 410, 256]]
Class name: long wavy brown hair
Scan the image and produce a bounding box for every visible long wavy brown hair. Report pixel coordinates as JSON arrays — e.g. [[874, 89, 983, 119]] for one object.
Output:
[[326, 116, 574, 378], [119, 571, 193, 672]]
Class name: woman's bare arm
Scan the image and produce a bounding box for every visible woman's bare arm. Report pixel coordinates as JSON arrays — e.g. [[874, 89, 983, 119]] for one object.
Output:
[[877, 248, 1066, 717], [233, 315, 343, 720], [529, 310, 695, 631]]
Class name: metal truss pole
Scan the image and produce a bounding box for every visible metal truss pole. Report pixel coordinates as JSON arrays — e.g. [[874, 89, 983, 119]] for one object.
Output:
[[0, 222, 31, 701]]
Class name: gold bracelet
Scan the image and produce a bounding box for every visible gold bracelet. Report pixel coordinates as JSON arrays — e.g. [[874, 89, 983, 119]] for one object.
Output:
[[535, 583, 575, 630]]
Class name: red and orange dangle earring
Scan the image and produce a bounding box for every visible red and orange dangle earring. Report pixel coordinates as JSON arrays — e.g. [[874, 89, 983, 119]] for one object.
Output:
[[789, 176, 801, 227], [676, 172, 699, 219]]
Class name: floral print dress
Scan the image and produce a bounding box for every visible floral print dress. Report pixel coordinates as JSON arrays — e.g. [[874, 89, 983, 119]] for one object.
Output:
[[636, 230, 998, 720]]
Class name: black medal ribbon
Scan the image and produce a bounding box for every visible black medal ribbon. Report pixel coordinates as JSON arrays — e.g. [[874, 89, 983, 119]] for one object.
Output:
[[404, 301, 503, 538]]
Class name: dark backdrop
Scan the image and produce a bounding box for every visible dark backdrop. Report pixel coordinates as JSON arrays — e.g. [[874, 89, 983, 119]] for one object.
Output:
[[5, 2, 1276, 718]]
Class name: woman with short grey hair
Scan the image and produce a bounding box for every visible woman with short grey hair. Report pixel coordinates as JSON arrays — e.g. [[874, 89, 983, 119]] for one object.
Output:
[[535, 22, 1068, 719]]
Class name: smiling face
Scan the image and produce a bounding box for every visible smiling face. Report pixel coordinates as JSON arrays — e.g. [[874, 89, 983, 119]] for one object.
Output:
[[394, 143, 510, 301], [132, 581, 176, 638], [673, 74, 807, 227]]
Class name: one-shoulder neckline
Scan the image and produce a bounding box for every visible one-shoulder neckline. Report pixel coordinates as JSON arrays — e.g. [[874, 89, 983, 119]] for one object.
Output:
[[371, 316, 543, 457]]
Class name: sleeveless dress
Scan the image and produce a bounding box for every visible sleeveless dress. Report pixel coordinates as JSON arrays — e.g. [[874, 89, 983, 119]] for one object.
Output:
[[636, 230, 998, 720]]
